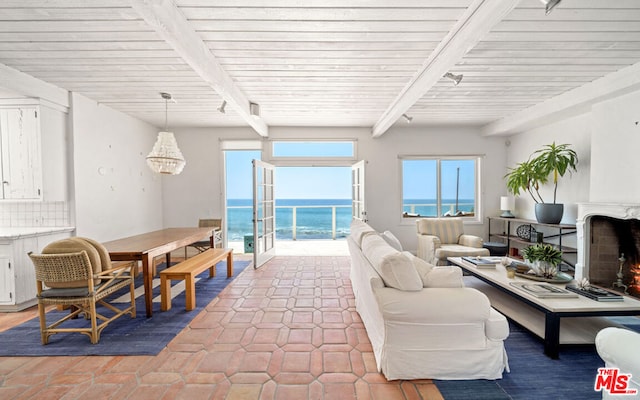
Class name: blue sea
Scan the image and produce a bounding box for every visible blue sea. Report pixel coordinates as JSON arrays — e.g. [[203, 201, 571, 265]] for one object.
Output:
[[403, 198, 475, 217], [227, 199, 352, 241], [226, 198, 474, 241]]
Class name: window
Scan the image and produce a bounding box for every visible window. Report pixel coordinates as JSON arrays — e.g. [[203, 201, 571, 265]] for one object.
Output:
[[401, 156, 480, 220], [271, 140, 355, 159]]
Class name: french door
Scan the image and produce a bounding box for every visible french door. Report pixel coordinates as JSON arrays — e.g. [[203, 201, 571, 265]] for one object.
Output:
[[252, 159, 276, 268], [352, 160, 367, 222]]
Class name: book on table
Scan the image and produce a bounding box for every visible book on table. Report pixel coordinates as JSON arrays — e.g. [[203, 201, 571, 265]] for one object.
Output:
[[509, 282, 578, 298], [461, 256, 502, 268], [565, 285, 624, 302]]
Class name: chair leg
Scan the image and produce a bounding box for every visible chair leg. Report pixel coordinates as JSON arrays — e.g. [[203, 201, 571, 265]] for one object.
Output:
[[89, 300, 98, 344], [38, 302, 49, 345], [129, 275, 137, 318]]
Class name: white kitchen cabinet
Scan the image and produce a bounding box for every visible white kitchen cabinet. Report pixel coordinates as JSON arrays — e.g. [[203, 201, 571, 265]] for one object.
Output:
[[0, 228, 73, 311], [0, 257, 12, 304], [0, 106, 42, 200]]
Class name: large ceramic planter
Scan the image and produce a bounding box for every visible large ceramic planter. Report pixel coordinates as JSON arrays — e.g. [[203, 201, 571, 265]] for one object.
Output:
[[535, 203, 564, 224]]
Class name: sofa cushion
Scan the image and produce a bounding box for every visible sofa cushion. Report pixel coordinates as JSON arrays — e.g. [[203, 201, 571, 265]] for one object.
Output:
[[424, 267, 464, 288], [403, 252, 463, 288], [381, 230, 403, 251], [362, 235, 422, 291], [350, 219, 376, 247]]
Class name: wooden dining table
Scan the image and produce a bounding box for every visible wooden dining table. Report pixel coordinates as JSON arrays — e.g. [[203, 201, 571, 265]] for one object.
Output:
[[103, 227, 214, 317]]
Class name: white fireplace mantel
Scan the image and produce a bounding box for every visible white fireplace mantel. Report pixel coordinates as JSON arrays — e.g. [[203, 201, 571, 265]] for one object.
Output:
[[575, 202, 640, 281]]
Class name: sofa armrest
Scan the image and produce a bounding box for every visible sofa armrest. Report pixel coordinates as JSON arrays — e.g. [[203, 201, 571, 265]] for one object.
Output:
[[486, 308, 509, 341], [375, 287, 491, 324], [423, 266, 464, 288], [416, 234, 441, 264], [596, 327, 640, 379], [459, 234, 484, 248]]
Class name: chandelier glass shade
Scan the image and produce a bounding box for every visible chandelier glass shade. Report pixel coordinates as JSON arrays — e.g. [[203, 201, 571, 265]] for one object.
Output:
[[146, 92, 185, 175], [146, 131, 185, 175]]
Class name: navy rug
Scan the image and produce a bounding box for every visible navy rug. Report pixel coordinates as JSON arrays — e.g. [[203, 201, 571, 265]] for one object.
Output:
[[0, 260, 250, 356], [435, 319, 640, 400]]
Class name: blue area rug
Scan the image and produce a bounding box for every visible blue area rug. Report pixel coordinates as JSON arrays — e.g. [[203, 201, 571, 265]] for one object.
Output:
[[435, 319, 640, 400], [0, 260, 250, 356]]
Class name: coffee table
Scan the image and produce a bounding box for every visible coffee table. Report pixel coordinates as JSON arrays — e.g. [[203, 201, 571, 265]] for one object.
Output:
[[448, 256, 640, 358]]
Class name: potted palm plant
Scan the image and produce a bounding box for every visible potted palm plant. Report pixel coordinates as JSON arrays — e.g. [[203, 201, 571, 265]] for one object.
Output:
[[522, 243, 563, 279], [504, 142, 578, 224]]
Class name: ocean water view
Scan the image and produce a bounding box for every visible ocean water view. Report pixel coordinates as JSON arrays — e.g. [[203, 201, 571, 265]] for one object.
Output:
[[227, 199, 352, 241], [403, 198, 475, 217], [226, 198, 475, 241]]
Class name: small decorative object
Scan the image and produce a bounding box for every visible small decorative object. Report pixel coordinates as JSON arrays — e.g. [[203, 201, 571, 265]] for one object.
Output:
[[506, 267, 516, 279], [612, 253, 629, 294], [576, 277, 591, 290], [516, 224, 537, 241], [522, 243, 563, 279]]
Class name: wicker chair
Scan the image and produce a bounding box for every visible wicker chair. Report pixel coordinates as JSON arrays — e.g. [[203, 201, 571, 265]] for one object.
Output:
[[29, 249, 136, 345], [185, 218, 223, 257]]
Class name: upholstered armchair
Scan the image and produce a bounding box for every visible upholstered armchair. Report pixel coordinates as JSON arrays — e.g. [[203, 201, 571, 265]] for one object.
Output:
[[29, 237, 136, 344], [416, 217, 489, 265]]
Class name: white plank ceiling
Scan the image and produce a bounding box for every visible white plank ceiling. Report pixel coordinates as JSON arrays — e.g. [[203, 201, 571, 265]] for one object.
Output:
[[0, 0, 639, 136]]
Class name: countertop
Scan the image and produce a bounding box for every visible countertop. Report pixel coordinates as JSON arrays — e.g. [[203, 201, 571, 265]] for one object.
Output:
[[0, 226, 75, 239]]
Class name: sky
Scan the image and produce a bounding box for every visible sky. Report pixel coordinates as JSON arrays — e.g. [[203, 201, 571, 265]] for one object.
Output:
[[225, 146, 475, 201], [225, 149, 351, 199], [403, 159, 475, 200]]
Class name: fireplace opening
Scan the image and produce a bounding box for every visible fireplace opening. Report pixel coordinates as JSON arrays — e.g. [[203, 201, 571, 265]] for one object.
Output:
[[589, 216, 640, 298]]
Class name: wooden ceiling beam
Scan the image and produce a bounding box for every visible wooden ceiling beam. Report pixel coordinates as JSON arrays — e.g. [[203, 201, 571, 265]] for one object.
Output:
[[130, 0, 268, 137], [481, 61, 640, 136], [0, 62, 69, 109], [371, 0, 520, 137]]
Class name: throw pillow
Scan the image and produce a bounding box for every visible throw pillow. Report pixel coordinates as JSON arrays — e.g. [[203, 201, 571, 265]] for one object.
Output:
[[403, 251, 434, 286], [380, 230, 403, 251], [362, 235, 422, 291]]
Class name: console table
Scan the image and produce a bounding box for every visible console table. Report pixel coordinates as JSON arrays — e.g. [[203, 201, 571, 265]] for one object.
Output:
[[487, 216, 577, 267], [448, 256, 640, 358]]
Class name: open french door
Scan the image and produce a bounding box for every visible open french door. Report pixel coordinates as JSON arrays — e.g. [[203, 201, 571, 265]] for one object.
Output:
[[252, 159, 276, 268], [352, 160, 367, 222]]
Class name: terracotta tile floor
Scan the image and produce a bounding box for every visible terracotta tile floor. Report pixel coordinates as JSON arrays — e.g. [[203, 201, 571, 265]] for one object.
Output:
[[0, 256, 444, 400]]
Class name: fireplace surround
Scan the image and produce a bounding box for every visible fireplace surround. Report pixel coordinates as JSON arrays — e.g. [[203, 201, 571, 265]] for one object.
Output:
[[576, 203, 640, 298]]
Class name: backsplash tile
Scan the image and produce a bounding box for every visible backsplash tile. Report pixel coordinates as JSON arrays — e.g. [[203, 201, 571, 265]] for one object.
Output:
[[0, 201, 69, 227]]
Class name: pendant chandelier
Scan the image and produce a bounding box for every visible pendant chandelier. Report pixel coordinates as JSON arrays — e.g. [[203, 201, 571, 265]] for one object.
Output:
[[146, 92, 186, 175]]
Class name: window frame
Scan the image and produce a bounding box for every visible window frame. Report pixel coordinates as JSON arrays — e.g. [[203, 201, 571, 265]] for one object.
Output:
[[399, 154, 482, 224], [266, 139, 357, 166]]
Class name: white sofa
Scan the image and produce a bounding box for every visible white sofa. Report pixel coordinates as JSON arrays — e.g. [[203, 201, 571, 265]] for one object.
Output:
[[596, 327, 640, 399], [416, 217, 489, 265], [348, 219, 510, 381]]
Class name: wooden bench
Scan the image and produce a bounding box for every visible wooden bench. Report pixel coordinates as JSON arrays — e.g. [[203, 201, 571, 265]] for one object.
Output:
[[159, 248, 233, 311]]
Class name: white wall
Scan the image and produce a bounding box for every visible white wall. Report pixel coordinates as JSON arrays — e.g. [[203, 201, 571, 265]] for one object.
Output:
[[590, 89, 640, 203], [161, 127, 229, 227], [165, 125, 507, 252], [505, 113, 592, 224], [70, 92, 163, 242]]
